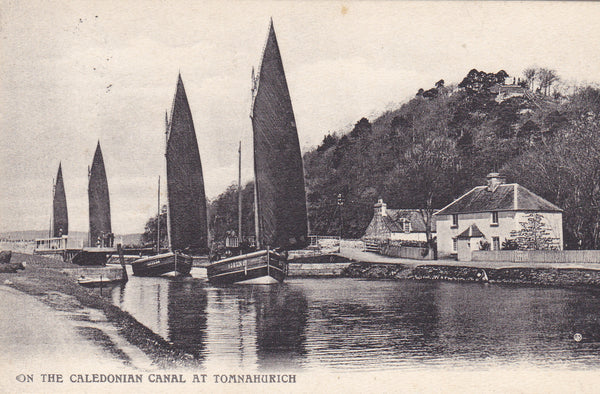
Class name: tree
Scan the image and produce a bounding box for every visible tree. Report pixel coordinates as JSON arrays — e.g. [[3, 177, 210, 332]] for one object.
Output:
[[523, 67, 537, 90], [458, 68, 508, 94], [502, 111, 600, 249], [349, 117, 372, 138], [208, 182, 255, 245], [422, 88, 439, 99], [399, 136, 458, 257], [517, 119, 540, 142], [537, 68, 559, 96], [141, 205, 168, 248], [316, 133, 338, 152], [508, 213, 560, 250]]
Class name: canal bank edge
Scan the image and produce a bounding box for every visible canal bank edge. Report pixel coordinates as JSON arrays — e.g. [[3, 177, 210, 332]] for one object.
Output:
[[0, 252, 199, 369], [342, 262, 600, 288]]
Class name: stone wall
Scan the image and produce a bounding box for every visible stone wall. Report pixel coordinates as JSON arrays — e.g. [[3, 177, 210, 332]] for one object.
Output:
[[472, 250, 600, 263], [60, 266, 126, 281], [380, 244, 434, 260], [288, 254, 352, 277], [342, 262, 600, 287]]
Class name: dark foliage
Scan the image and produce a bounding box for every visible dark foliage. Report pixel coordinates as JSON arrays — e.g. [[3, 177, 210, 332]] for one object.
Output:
[[316, 133, 338, 152], [208, 182, 255, 245], [141, 205, 168, 248], [502, 239, 519, 250], [203, 70, 599, 249], [458, 69, 508, 94]]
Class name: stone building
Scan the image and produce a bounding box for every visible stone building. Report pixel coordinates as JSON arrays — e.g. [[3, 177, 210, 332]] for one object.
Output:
[[363, 199, 435, 242], [434, 173, 563, 260]]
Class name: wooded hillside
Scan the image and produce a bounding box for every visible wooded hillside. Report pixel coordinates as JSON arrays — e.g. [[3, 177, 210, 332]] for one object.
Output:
[[204, 68, 600, 249]]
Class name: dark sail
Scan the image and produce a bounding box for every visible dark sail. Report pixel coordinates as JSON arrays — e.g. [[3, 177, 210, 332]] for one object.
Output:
[[166, 75, 208, 253], [52, 163, 68, 237], [251, 20, 308, 249], [88, 141, 111, 246]]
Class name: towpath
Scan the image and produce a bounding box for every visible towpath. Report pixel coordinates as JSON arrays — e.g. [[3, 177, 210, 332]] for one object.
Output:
[[338, 248, 600, 270], [0, 285, 132, 375]]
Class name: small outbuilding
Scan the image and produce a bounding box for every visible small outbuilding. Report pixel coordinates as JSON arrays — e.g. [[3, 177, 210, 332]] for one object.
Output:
[[455, 224, 486, 261]]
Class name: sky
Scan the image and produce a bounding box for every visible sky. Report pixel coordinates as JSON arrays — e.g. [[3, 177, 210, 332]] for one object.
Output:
[[1, 1, 600, 234]]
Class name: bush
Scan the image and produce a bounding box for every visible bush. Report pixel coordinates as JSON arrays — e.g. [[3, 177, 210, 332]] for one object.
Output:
[[502, 239, 519, 250]]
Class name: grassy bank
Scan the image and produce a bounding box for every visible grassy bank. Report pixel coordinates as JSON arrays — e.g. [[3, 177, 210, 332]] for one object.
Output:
[[0, 253, 200, 369]]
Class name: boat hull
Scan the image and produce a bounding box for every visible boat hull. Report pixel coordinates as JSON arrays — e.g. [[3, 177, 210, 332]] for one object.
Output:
[[77, 278, 124, 288], [71, 249, 113, 266], [207, 249, 287, 285], [131, 252, 192, 277]]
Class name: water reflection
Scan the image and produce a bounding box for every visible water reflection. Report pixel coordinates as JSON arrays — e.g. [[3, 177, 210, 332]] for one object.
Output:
[[112, 270, 600, 371], [432, 282, 600, 367], [112, 273, 207, 361], [166, 280, 207, 359], [252, 285, 308, 370]]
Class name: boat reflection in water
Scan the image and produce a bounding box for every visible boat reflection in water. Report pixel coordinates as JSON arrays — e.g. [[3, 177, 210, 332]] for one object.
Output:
[[113, 272, 208, 360], [112, 267, 307, 369], [113, 269, 600, 371]]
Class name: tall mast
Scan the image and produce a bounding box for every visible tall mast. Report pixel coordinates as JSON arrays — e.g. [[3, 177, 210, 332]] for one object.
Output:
[[49, 177, 54, 238], [87, 165, 91, 246], [251, 67, 261, 250], [157, 176, 160, 254], [238, 141, 242, 246], [165, 110, 172, 251]]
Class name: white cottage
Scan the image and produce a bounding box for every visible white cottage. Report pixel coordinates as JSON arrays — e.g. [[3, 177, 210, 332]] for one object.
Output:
[[363, 199, 435, 242], [434, 173, 563, 260]]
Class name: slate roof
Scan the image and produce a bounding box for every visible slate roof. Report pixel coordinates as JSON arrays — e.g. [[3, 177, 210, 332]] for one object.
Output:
[[435, 184, 562, 216], [385, 209, 436, 233], [456, 224, 485, 239]]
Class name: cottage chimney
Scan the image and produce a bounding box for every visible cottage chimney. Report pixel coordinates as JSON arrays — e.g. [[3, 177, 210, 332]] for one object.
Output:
[[374, 198, 387, 217], [486, 172, 505, 192]]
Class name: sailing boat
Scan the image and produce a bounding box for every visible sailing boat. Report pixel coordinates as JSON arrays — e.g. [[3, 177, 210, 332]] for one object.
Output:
[[53, 162, 69, 238], [132, 74, 208, 277], [72, 141, 115, 265], [207, 20, 308, 285], [88, 141, 113, 248], [34, 163, 70, 254]]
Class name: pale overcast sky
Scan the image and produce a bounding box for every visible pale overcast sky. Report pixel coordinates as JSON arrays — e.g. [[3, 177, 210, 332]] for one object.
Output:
[[1, 1, 599, 234]]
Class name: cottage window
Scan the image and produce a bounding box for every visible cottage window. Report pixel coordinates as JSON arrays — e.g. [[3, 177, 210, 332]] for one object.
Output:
[[491, 211, 499, 226], [402, 220, 411, 233], [492, 236, 500, 251], [452, 238, 458, 252], [451, 214, 458, 228]]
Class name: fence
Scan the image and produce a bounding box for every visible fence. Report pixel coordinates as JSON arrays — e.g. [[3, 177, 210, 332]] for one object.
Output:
[[380, 243, 435, 260], [340, 239, 365, 250], [34, 236, 69, 251], [363, 238, 435, 260], [472, 250, 600, 263], [308, 235, 341, 253], [363, 239, 379, 253]]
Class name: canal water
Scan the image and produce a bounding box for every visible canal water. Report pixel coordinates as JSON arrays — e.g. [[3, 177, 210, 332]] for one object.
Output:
[[110, 267, 600, 371]]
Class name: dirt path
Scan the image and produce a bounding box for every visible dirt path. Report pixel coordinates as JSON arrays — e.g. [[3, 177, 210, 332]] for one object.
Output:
[[0, 286, 124, 369], [0, 283, 166, 392]]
